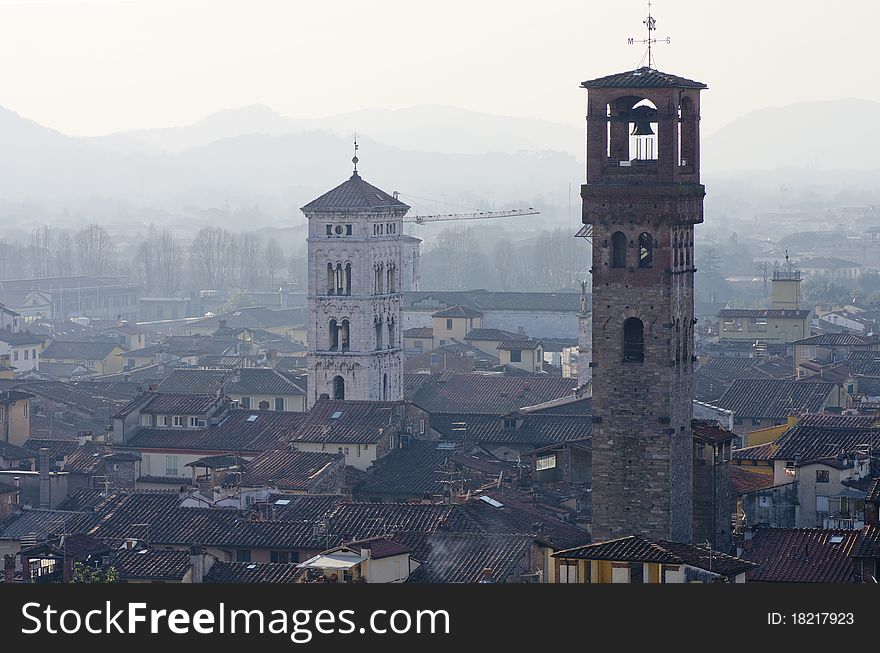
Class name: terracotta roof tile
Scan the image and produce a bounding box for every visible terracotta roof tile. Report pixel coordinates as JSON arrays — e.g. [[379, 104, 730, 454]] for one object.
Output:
[[741, 528, 861, 582]]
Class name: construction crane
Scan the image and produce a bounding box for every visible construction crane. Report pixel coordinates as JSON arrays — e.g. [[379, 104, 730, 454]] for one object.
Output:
[[393, 191, 540, 225]]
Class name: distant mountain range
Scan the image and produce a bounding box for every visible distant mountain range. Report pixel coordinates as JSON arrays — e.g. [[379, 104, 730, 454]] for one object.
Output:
[[0, 99, 877, 232]]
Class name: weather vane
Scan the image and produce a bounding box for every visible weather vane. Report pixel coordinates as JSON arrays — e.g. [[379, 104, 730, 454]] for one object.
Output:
[[352, 132, 359, 174], [627, 1, 670, 69]]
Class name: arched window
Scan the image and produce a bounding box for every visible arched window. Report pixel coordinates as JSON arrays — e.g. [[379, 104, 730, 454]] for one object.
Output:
[[375, 318, 383, 350], [611, 231, 627, 268], [376, 263, 384, 294], [638, 233, 653, 268], [336, 263, 344, 295], [332, 376, 345, 400], [685, 239, 691, 266], [382, 373, 388, 401], [329, 319, 339, 350], [327, 263, 335, 295], [344, 263, 352, 296], [623, 317, 644, 363], [340, 319, 350, 352], [388, 318, 395, 349]]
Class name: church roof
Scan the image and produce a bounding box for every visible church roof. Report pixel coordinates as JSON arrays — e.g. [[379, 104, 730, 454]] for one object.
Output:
[[580, 67, 707, 90], [301, 172, 410, 213]]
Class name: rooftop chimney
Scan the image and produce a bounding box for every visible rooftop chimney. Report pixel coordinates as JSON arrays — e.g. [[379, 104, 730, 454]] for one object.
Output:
[[4, 554, 15, 584], [38, 448, 50, 509], [189, 545, 213, 583]]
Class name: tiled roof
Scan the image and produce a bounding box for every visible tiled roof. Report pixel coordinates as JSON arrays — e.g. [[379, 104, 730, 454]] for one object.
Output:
[[431, 305, 482, 319], [406, 290, 584, 314], [289, 399, 400, 445], [233, 448, 344, 491], [798, 256, 863, 270], [355, 441, 458, 498], [262, 494, 346, 522], [301, 172, 409, 213], [692, 419, 737, 445], [714, 379, 838, 419], [61, 442, 114, 474], [0, 389, 34, 404], [497, 339, 542, 351], [771, 421, 880, 463], [226, 368, 305, 396], [718, 309, 811, 319], [139, 393, 222, 415], [458, 489, 589, 550], [403, 327, 433, 338], [31, 362, 91, 380], [42, 341, 121, 360], [845, 351, 880, 377], [741, 528, 862, 582], [404, 532, 535, 583], [730, 466, 778, 495], [112, 548, 190, 581], [0, 509, 96, 541], [698, 357, 774, 383], [183, 307, 306, 332], [852, 525, 880, 560], [0, 439, 35, 461], [405, 372, 578, 415], [465, 328, 525, 341], [24, 438, 82, 465], [867, 477, 880, 503], [126, 409, 304, 453], [732, 442, 779, 461], [127, 336, 235, 359], [344, 537, 413, 560], [580, 67, 707, 89], [794, 334, 877, 347], [430, 413, 591, 446], [205, 562, 300, 583], [554, 536, 754, 578], [156, 368, 234, 394], [0, 331, 46, 346]]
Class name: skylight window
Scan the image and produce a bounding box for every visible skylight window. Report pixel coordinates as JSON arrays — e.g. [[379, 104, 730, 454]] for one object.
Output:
[[246, 415, 259, 422], [274, 499, 291, 506], [830, 535, 844, 544], [330, 411, 343, 419], [479, 496, 504, 508]]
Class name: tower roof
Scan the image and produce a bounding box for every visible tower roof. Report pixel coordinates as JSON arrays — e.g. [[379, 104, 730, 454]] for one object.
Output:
[[301, 172, 410, 213], [580, 66, 706, 90]]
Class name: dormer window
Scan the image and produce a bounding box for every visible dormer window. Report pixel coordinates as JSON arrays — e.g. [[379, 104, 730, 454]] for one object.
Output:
[[503, 418, 518, 429]]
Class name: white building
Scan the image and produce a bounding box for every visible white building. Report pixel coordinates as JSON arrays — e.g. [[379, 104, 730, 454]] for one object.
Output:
[[303, 159, 409, 406]]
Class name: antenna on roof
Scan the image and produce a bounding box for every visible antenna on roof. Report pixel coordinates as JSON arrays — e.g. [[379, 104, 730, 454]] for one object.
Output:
[[352, 133, 360, 176], [627, 1, 670, 70]]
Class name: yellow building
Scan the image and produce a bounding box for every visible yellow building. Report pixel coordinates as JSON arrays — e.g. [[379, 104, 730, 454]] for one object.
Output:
[[717, 272, 810, 344], [431, 305, 482, 350], [41, 341, 126, 376], [551, 536, 753, 583], [498, 340, 544, 373], [1, 389, 32, 447]]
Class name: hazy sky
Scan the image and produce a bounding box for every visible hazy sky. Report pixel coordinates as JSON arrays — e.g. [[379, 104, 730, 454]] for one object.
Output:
[[0, 0, 873, 137]]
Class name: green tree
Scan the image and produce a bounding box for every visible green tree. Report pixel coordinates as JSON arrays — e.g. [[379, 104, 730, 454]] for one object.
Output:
[[72, 562, 118, 583]]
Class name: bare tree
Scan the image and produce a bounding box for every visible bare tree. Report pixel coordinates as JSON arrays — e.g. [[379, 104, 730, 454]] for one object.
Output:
[[264, 239, 284, 288], [28, 226, 53, 278], [154, 229, 183, 295], [189, 226, 234, 290], [235, 232, 262, 289], [54, 232, 75, 276], [74, 224, 116, 276]]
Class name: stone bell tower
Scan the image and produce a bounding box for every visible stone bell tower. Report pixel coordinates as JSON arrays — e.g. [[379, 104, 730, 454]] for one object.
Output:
[[303, 149, 409, 407], [582, 66, 707, 543]]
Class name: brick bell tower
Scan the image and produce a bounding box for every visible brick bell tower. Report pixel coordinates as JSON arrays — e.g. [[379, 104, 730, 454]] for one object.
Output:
[[582, 65, 707, 543]]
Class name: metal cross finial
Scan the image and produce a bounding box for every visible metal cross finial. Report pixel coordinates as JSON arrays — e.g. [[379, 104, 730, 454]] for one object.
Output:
[[352, 133, 359, 174], [628, 1, 670, 70]]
